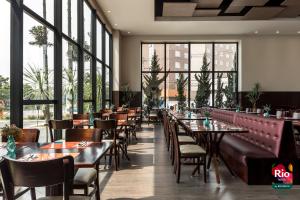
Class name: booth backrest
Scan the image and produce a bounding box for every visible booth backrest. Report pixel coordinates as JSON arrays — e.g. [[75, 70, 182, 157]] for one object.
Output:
[[233, 113, 285, 157], [211, 109, 236, 124]]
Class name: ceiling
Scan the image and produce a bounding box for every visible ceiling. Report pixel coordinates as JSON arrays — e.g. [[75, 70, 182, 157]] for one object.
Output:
[[96, 0, 300, 35], [158, 0, 300, 20]]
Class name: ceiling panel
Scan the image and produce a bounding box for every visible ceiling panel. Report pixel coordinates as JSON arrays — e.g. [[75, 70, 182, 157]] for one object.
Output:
[[277, 6, 300, 18], [193, 9, 221, 17], [163, 2, 197, 17], [231, 0, 269, 7], [225, 6, 244, 13], [282, 0, 300, 6], [191, 0, 223, 8], [244, 6, 286, 20]]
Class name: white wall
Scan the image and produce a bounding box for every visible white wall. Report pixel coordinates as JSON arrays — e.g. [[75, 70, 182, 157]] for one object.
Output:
[[120, 35, 300, 92], [112, 30, 121, 91]]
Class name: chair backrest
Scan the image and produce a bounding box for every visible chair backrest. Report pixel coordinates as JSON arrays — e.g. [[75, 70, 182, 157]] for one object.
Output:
[[110, 113, 128, 121], [48, 120, 74, 142], [1, 129, 40, 143], [169, 120, 180, 157], [65, 128, 102, 142], [93, 112, 102, 119], [94, 119, 117, 140], [128, 109, 136, 114], [0, 156, 74, 199], [72, 113, 89, 120]]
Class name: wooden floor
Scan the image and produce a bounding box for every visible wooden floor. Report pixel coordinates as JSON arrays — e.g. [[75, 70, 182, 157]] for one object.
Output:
[[100, 124, 300, 200], [18, 124, 300, 199]]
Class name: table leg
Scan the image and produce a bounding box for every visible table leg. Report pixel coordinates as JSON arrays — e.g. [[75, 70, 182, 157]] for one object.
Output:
[[95, 163, 100, 200]]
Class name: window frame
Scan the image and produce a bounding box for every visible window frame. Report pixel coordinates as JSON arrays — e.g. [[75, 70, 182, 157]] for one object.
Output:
[[141, 42, 239, 109]]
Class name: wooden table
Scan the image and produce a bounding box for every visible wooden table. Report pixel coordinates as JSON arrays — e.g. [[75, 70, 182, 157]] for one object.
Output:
[[169, 111, 209, 120], [179, 119, 248, 184], [1, 141, 112, 199]]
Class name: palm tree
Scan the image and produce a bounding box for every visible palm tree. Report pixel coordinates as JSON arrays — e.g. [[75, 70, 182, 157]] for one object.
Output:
[[28, 0, 52, 123]]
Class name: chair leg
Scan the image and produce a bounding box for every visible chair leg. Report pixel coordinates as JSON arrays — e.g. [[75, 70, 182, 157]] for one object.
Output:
[[203, 155, 207, 183], [84, 187, 88, 196], [95, 164, 100, 200], [176, 159, 181, 183], [114, 144, 118, 171], [30, 188, 36, 200]]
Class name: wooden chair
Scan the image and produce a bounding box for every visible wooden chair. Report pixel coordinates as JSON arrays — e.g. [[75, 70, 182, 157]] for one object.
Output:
[[94, 119, 130, 169], [72, 114, 89, 120], [65, 128, 102, 198], [1, 129, 40, 143], [0, 155, 90, 200], [148, 110, 158, 125], [127, 109, 138, 140], [65, 128, 102, 142], [170, 120, 207, 183], [48, 119, 73, 142]]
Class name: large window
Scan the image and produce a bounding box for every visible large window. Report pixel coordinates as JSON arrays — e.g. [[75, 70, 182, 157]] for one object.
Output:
[[0, 0, 10, 126], [1, 0, 113, 142], [141, 43, 238, 110]]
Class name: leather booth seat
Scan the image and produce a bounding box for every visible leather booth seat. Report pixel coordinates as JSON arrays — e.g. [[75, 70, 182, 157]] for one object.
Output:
[[211, 109, 299, 184]]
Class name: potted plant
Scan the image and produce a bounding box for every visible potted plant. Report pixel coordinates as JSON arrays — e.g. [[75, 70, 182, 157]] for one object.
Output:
[[246, 83, 262, 112], [1, 124, 22, 158], [263, 104, 271, 117]]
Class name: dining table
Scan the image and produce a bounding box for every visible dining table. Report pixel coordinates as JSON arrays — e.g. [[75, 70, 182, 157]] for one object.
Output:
[[169, 111, 210, 121], [179, 119, 248, 184], [0, 140, 113, 198]]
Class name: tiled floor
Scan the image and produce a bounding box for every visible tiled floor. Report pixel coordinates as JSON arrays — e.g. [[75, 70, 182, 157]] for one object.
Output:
[[17, 124, 300, 199]]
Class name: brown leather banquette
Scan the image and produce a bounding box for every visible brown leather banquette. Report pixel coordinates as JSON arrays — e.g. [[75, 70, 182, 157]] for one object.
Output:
[[211, 109, 299, 184]]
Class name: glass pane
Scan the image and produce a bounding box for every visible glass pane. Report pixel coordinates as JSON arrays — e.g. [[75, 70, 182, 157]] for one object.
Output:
[[23, 104, 54, 143], [215, 43, 237, 71], [0, 0, 10, 124], [166, 44, 189, 71], [105, 32, 110, 65], [191, 44, 212, 71], [97, 21, 102, 60], [96, 62, 102, 110], [214, 72, 237, 108], [23, 14, 54, 100], [142, 73, 165, 109], [142, 44, 164, 72], [190, 73, 212, 108], [84, 102, 93, 113], [24, 0, 54, 24], [84, 53, 92, 100], [105, 67, 110, 100], [62, 0, 77, 40], [84, 1, 91, 51], [62, 39, 78, 119], [166, 73, 188, 110]]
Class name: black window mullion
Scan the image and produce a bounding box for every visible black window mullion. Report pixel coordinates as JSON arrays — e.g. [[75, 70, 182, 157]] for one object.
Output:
[[212, 43, 215, 107], [77, 0, 84, 113], [164, 43, 166, 108], [91, 8, 97, 111], [10, 0, 23, 127], [188, 42, 191, 108], [54, 0, 62, 123], [102, 27, 106, 108]]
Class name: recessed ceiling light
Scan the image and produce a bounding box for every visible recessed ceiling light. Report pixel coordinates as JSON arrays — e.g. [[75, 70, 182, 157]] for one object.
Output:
[[297, 31, 300, 34], [254, 30, 258, 34], [127, 32, 131, 34], [107, 10, 111, 13], [114, 24, 118, 26], [276, 30, 280, 34]]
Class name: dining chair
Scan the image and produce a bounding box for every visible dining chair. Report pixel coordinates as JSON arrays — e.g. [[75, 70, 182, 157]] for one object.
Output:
[[1, 129, 40, 143], [170, 120, 207, 183], [127, 109, 138, 140], [65, 128, 102, 142], [94, 119, 129, 169], [48, 119, 73, 142], [72, 114, 89, 120], [0, 155, 91, 200], [64, 128, 101, 198]]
